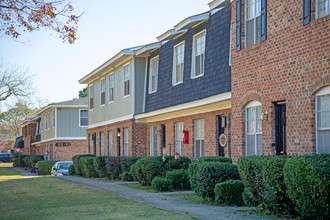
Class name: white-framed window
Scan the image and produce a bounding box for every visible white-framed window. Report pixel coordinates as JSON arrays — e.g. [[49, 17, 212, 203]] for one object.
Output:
[[245, 101, 263, 156], [316, 86, 330, 154], [100, 132, 104, 156], [316, 0, 330, 19], [100, 78, 105, 106], [40, 118, 43, 132], [149, 126, 158, 156], [245, 0, 261, 47], [173, 42, 185, 85], [194, 119, 204, 159], [175, 122, 184, 156], [192, 30, 206, 78], [48, 114, 50, 130], [79, 109, 88, 127], [89, 84, 94, 110], [45, 114, 48, 130], [124, 64, 130, 96], [53, 110, 55, 128], [109, 73, 114, 103], [108, 131, 113, 156], [89, 134, 93, 154], [124, 128, 129, 156], [149, 56, 159, 93]]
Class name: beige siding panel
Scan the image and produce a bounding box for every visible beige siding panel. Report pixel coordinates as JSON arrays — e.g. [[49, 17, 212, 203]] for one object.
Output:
[[57, 108, 87, 137], [134, 57, 147, 115], [40, 111, 55, 140]]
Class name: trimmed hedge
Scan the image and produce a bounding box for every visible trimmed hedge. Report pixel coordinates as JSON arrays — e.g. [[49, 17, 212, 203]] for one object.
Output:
[[29, 155, 44, 168], [188, 162, 199, 191], [37, 160, 58, 175], [72, 154, 95, 176], [121, 157, 141, 173], [13, 154, 24, 167], [69, 164, 75, 175], [105, 156, 124, 179], [197, 156, 232, 164], [120, 171, 134, 181], [151, 177, 173, 192], [284, 154, 330, 219], [130, 157, 163, 185], [93, 156, 107, 178], [164, 156, 191, 170], [80, 157, 98, 178], [190, 162, 240, 200], [165, 169, 190, 190], [215, 180, 244, 206], [237, 156, 293, 212]]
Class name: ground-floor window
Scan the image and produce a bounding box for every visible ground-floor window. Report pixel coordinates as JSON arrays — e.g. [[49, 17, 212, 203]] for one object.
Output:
[[100, 132, 104, 156], [316, 86, 330, 154], [108, 131, 113, 156], [89, 134, 93, 154], [245, 101, 263, 156], [175, 122, 184, 156], [149, 126, 158, 156], [194, 119, 204, 159], [123, 128, 129, 156]]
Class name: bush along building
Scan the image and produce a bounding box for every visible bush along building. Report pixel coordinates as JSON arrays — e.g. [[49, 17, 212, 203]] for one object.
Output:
[[78, 46, 159, 157], [226, 0, 330, 162], [135, 7, 232, 159], [29, 98, 89, 161]]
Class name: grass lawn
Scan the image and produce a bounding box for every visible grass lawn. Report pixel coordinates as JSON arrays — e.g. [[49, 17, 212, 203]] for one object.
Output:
[[0, 167, 22, 179], [122, 183, 159, 193], [0, 162, 13, 167], [168, 193, 218, 206], [0, 177, 195, 220]]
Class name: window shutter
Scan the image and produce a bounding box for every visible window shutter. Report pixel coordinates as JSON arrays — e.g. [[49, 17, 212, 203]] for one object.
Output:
[[236, 0, 241, 51], [261, 0, 267, 42], [303, 0, 311, 25]]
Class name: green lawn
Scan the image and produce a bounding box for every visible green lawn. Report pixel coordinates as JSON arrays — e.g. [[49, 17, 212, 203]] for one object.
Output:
[[168, 193, 218, 206], [0, 177, 195, 220], [0, 167, 22, 179], [122, 183, 159, 193]]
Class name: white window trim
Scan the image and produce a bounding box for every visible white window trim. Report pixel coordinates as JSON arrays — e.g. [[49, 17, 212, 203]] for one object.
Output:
[[108, 131, 113, 156], [175, 122, 184, 156], [149, 56, 159, 94], [245, 102, 263, 156], [172, 41, 185, 86], [316, 0, 330, 20], [89, 84, 94, 111], [149, 126, 158, 156], [100, 77, 106, 107], [245, 0, 261, 47], [108, 72, 115, 104], [191, 29, 206, 79], [315, 86, 330, 154], [123, 63, 131, 97], [100, 132, 105, 156], [52, 110, 55, 128], [194, 119, 204, 159], [79, 109, 88, 127], [123, 128, 129, 156]]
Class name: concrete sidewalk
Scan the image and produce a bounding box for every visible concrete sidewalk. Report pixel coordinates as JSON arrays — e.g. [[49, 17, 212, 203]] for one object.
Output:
[[61, 175, 270, 220]]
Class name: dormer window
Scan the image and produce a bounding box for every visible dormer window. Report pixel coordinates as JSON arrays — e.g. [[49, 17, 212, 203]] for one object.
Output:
[[192, 30, 206, 78], [173, 42, 185, 85], [124, 64, 130, 96], [149, 56, 159, 93]]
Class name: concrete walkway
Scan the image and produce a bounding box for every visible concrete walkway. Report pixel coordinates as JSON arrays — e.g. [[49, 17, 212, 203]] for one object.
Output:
[[60, 175, 270, 220]]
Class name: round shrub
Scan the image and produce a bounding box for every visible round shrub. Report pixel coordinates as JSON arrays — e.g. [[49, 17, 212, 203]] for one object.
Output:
[[93, 156, 107, 178], [29, 155, 44, 168], [284, 154, 330, 219], [193, 162, 240, 200], [72, 154, 95, 176], [69, 164, 75, 175], [105, 156, 124, 179], [120, 171, 134, 181], [164, 156, 191, 170], [37, 160, 58, 175], [151, 177, 173, 192], [121, 157, 141, 173], [130, 157, 163, 185], [215, 180, 244, 206], [165, 169, 190, 190], [80, 157, 98, 178], [188, 162, 200, 191], [197, 156, 232, 164]]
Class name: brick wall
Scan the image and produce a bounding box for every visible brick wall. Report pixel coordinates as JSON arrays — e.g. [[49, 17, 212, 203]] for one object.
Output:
[[230, 0, 330, 162], [86, 119, 147, 157], [22, 123, 37, 155], [145, 109, 232, 160]]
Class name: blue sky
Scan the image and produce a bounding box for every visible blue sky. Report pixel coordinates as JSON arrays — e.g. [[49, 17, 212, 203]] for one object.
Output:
[[0, 0, 210, 109]]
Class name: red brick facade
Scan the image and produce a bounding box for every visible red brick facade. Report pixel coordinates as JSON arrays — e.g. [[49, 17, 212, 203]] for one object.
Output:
[[86, 119, 147, 157], [230, 0, 330, 162], [145, 109, 232, 159], [22, 123, 37, 155], [35, 139, 87, 161]]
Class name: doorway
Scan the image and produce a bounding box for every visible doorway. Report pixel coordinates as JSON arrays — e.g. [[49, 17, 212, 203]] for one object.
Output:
[[217, 115, 226, 156], [275, 102, 286, 155]]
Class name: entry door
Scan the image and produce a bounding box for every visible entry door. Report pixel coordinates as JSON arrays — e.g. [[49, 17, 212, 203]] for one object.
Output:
[[275, 103, 286, 155], [217, 116, 226, 156], [93, 133, 97, 155], [161, 125, 166, 154], [117, 129, 121, 156]]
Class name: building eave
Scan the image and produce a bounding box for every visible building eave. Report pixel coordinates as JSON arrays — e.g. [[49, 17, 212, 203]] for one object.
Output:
[[174, 12, 210, 32], [208, 0, 231, 10], [157, 29, 188, 42], [135, 42, 162, 56]]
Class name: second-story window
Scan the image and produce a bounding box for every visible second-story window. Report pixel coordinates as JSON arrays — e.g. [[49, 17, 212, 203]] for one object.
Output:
[[246, 0, 261, 47], [80, 109, 88, 127], [89, 85, 94, 110], [109, 73, 114, 102], [124, 64, 130, 96], [192, 31, 206, 78], [173, 42, 185, 85], [316, 0, 330, 19], [53, 110, 55, 128], [100, 78, 105, 106], [149, 56, 159, 93]]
